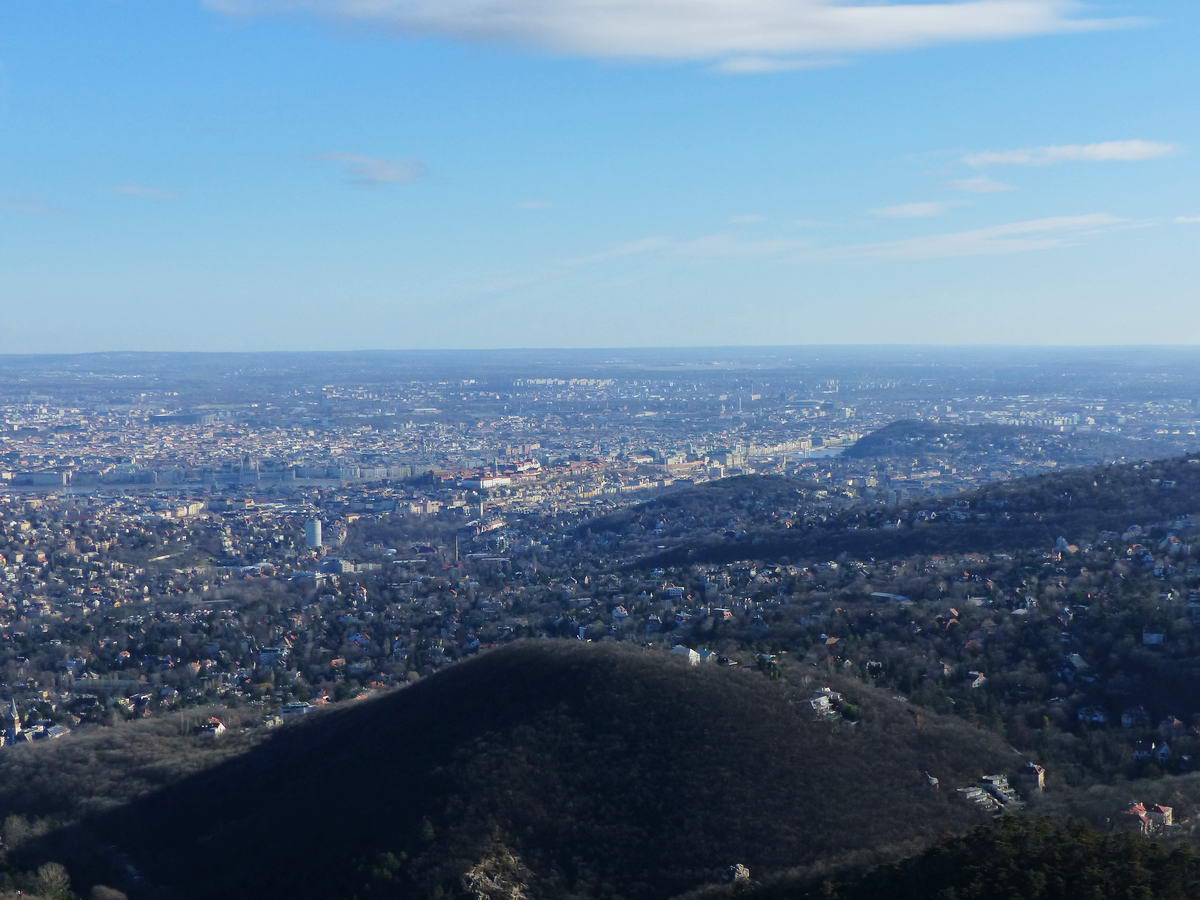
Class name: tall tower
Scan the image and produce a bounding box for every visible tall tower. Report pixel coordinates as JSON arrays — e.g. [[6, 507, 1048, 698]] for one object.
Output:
[[6, 698, 21, 744], [305, 519, 323, 550]]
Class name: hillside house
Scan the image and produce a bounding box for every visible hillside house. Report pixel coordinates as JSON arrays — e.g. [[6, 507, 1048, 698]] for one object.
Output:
[[1017, 762, 1046, 792], [982, 774, 1020, 806], [1125, 802, 1175, 835], [809, 687, 842, 718], [671, 645, 700, 666]]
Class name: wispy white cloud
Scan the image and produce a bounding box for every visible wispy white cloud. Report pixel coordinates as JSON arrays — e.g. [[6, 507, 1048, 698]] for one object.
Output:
[[474, 231, 812, 293], [1174, 215, 1200, 224], [834, 213, 1125, 261], [566, 233, 813, 266], [315, 152, 427, 186], [0, 194, 52, 214], [112, 184, 175, 199], [482, 212, 1125, 294], [950, 176, 1015, 193], [964, 139, 1178, 167], [712, 56, 844, 75], [205, 1, 1138, 70], [870, 201, 949, 219]]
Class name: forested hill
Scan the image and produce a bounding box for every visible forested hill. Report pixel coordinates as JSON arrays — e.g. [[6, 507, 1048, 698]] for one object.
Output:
[[579, 474, 817, 538], [641, 453, 1200, 568], [844, 419, 1038, 458], [63, 641, 1017, 899], [844, 419, 1171, 462], [687, 817, 1200, 900]]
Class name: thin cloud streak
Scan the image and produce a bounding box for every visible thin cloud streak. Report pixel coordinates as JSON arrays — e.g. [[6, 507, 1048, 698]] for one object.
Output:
[[713, 56, 845, 75], [477, 212, 1129, 295], [870, 201, 949, 219], [0, 194, 53, 214], [565, 233, 814, 267], [572, 214, 1124, 269], [964, 140, 1179, 167], [829, 213, 1126, 261], [112, 185, 175, 199], [315, 152, 427, 186], [950, 176, 1015, 193], [474, 232, 814, 294]]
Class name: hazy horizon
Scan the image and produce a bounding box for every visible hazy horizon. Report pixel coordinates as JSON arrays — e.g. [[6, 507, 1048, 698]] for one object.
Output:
[[3, 342, 1200, 358]]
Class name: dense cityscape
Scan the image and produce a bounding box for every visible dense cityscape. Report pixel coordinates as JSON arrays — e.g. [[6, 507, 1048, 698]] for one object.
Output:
[[1, 347, 1198, 747]]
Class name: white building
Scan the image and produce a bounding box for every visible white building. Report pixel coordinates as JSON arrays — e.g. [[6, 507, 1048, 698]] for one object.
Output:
[[305, 518, 323, 550], [671, 645, 700, 666]]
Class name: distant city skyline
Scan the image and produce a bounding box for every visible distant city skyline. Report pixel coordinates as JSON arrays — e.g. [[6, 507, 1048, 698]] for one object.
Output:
[[3, 1, 1197, 352]]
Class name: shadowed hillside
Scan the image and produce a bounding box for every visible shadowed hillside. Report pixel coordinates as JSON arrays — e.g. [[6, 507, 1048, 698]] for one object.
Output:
[[843, 419, 1171, 463], [684, 817, 1200, 900], [579, 475, 817, 537], [641, 453, 1200, 568], [66, 641, 1022, 899]]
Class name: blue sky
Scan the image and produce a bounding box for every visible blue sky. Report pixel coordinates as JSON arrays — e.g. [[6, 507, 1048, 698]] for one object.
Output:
[[1, 0, 1196, 352]]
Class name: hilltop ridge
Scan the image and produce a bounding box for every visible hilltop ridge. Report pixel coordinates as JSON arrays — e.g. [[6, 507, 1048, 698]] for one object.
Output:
[[54, 640, 1023, 899], [844, 419, 1170, 463], [640, 452, 1200, 567]]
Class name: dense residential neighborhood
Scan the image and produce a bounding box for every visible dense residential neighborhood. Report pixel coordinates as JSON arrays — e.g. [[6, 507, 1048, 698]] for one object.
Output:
[[0, 350, 1197, 899], [0, 351, 1196, 797]]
